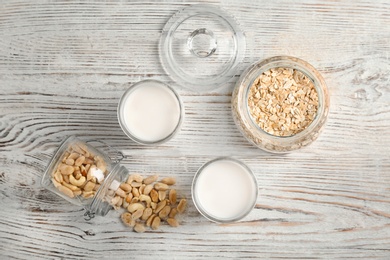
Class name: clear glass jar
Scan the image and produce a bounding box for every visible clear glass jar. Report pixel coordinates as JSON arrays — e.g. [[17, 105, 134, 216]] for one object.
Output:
[[117, 80, 184, 145], [191, 157, 258, 223], [40, 136, 128, 219], [232, 56, 330, 153]]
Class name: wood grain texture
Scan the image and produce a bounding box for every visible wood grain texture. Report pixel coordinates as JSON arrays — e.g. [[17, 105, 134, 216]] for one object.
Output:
[[0, 0, 389, 259]]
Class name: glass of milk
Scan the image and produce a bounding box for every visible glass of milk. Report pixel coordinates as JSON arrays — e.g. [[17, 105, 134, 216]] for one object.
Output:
[[192, 157, 258, 223], [117, 80, 184, 145]]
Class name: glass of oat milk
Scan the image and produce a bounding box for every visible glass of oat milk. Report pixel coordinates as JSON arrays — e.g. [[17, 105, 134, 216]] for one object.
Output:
[[192, 157, 258, 223], [117, 80, 184, 145]]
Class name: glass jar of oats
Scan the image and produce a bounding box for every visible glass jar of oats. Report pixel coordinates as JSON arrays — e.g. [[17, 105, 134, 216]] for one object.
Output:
[[232, 56, 330, 153], [41, 136, 129, 219]]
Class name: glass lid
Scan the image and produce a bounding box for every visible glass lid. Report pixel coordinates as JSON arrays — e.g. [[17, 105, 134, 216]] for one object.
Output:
[[159, 4, 246, 92]]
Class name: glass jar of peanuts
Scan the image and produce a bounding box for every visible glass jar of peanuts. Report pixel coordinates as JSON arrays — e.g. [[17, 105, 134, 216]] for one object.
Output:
[[41, 135, 187, 232], [232, 56, 330, 153], [41, 136, 129, 219]]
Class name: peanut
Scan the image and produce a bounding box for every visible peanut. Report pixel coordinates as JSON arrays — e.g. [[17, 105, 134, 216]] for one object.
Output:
[[96, 160, 106, 173], [65, 158, 75, 166], [177, 199, 187, 213], [151, 216, 161, 230], [127, 174, 143, 184], [150, 189, 159, 203], [143, 174, 158, 185], [130, 197, 140, 204], [74, 156, 85, 166], [51, 178, 62, 188], [120, 183, 132, 193], [125, 193, 133, 203], [116, 197, 123, 207], [169, 208, 178, 218], [139, 184, 145, 194], [60, 164, 74, 175], [127, 203, 145, 213], [132, 208, 144, 220], [111, 195, 121, 206], [154, 182, 169, 191], [68, 153, 79, 160], [134, 223, 146, 233], [121, 212, 136, 227], [161, 177, 176, 185], [82, 191, 94, 199], [132, 187, 140, 197], [155, 200, 167, 214], [62, 181, 80, 191], [69, 175, 86, 187], [131, 181, 142, 188], [93, 183, 100, 191], [58, 185, 74, 198], [146, 214, 156, 227], [83, 181, 95, 192], [54, 171, 63, 183], [139, 194, 151, 207], [143, 184, 153, 195], [167, 218, 179, 227], [158, 190, 166, 201], [73, 190, 82, 197], [115, 188, 126, 198], [141, 208, 153, 221], [158, 205, 171, 219], [62, 174, 70, 184], [169, 189, 177, 204], [122, 200, 129, 209], [84, 158, 94, 165]]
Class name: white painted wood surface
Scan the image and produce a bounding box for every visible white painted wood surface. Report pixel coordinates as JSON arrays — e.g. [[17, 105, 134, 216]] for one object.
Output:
[[1, 0, 389, 259]]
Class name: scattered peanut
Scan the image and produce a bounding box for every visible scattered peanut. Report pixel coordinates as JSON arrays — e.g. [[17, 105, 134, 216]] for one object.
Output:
[[143, 174, 159, 185], [121, 212, 136, 227], [141, 208, 153, 221], [120, 183, 132, 193], [132, 208, 144, 220], [167, 218, 179, 227], [177, 199, 187, 213], [154, 182, 169, 191], [161, 177, 176, 186], [143, 184, 153, 195], [158, 190, 166, 201], [115, 188, 127, 198], [151, 216, 161, 230], [169, 189, 177, 204], [134, 223, 146, 233], [146, 214, 156, 227], [169, 208, 178, 219], [155, 200, 167, 214], [158, 205, 171, 219], [150, 189, 159, 203], [127, 203, 145, 213]]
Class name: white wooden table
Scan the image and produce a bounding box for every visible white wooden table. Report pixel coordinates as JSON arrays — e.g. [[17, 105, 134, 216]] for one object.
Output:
[[1, 1, 389, 259]]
